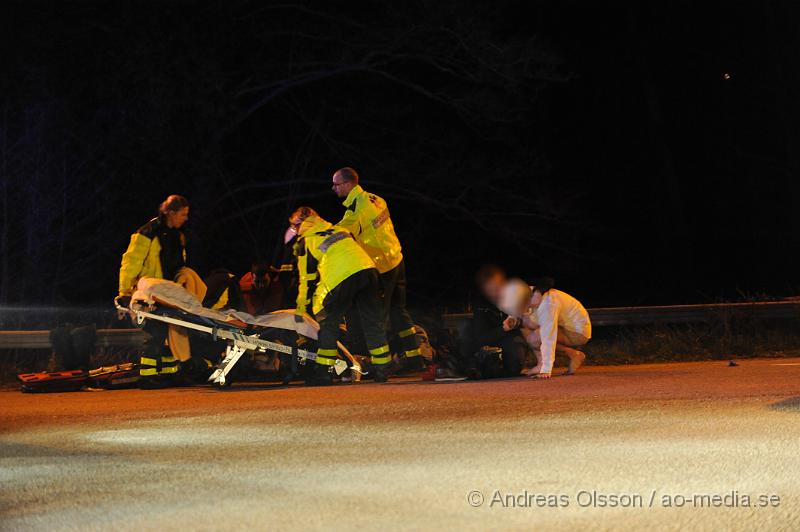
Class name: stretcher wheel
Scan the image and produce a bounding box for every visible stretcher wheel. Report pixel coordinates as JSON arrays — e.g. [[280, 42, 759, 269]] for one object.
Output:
[[213, 379, 232, 389]]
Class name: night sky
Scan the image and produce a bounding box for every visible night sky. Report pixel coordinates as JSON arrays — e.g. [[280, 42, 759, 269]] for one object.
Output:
[[2, 1, 799, 310]]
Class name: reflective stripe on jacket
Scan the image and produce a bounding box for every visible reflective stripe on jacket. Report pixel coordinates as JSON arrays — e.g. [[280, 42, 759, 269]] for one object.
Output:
[[294, 217, 376, 316], [118, 218, 187, 296], [338, 185, 403, 274]]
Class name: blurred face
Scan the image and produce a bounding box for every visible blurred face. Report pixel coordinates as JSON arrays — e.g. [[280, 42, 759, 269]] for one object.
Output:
[[331, 172, 355, 198], [497, 280, 531, 317], [165, 207, 189, 228], [480, 272, 507, 306]]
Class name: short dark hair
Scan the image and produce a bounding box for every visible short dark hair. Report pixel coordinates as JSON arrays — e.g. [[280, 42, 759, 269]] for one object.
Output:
[[531, 277, 555, 295], [334, 167, 359, 184], [475, 264, 506, 288], [251, 262, 269, 277]]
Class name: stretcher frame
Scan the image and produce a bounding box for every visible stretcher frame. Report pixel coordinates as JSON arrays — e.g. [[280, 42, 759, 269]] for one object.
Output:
[[115, 297, 363, 388]]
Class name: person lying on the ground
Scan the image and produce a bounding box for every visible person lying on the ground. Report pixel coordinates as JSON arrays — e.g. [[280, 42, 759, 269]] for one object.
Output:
[[467, 264, 528, 378], [498, 279, 591, 379]]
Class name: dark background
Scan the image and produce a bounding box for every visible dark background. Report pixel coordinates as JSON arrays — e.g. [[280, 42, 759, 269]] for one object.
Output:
[[2, 1, 799, 311]]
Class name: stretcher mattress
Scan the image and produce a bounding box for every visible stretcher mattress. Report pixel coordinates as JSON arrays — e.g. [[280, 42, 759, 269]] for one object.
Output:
[[131, 277, 319, 340]]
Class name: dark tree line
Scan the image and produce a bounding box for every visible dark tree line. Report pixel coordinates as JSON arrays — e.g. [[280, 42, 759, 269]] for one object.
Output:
[[1, 1, 577, 307], [8, 1, 796, 310]]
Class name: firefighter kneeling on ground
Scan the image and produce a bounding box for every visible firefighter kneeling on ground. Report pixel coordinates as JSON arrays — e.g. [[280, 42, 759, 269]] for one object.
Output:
[[291, 206, 393, 385]]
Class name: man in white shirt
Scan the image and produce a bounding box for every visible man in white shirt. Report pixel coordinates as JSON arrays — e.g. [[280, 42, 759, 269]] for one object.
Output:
[[499, 279, 591, 379]]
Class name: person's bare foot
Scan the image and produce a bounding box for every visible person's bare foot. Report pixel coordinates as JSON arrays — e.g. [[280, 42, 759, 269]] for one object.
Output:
[[566, 351, 586, 375], [526, 365, 542, 378]]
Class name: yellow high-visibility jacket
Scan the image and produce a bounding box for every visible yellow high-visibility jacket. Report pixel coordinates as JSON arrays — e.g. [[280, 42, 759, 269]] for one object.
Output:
[[338, 185, 403, 274], [295, 217, 376, 316], [118, 218, 187, 296]]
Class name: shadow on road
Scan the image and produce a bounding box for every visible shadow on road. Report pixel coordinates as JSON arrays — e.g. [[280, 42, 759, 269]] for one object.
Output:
[[769, 397, 800, 412], [0, 441, 111, 459]]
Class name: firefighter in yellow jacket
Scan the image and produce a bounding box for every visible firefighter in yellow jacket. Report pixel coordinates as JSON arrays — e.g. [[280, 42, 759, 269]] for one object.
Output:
[[291, 206, 392, 384], [118, 195, 207, 387], [331, 167, 423, 371]]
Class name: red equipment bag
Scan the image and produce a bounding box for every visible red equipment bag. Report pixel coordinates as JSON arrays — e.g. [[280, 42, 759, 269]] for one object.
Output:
[[18, 370, 88, 393]]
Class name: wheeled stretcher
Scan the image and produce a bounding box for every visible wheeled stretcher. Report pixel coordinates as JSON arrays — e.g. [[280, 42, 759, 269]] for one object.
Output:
[[115, 278, 364, 388]]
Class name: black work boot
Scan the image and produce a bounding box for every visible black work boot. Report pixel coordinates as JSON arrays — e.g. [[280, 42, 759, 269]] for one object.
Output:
[[400, 355, 426, 373], [305, 363, 333, 386], [373, 363, 394, 383], [180, 356, 213, 384], [138, 376, 172, 389]]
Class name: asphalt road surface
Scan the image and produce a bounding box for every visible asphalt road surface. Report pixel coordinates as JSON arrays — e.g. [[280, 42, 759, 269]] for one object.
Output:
[[2, 358, 800, 531]]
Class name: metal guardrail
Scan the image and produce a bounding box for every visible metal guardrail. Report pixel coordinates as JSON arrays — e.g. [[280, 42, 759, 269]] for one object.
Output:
[[0, 329, 147, 350], [2, 300, 800, 350], [443, 300, 800, 329]]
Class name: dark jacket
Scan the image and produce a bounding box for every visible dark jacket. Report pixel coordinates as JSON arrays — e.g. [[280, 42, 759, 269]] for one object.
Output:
[[203, 268, 243, 310], [470, 294, 517, 351], [469, 277, 555, 351]]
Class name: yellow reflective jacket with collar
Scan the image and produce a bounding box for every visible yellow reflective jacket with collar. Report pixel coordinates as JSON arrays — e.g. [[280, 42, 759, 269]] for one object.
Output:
[[294, 217, 376, 316], [337, 185, 403, 274], [118, 218, 187, 296]]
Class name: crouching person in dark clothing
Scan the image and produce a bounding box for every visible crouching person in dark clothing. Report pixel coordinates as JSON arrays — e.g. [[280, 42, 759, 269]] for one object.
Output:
[[465, 265, 529, 378]]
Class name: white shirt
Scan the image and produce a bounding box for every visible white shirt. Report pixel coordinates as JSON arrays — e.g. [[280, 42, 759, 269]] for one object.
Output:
[[522, 289, 591, 374]]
